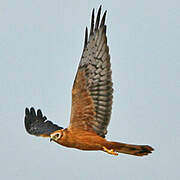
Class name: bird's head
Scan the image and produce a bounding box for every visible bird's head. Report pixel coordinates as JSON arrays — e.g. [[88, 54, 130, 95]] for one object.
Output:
[[50, 130, 63, 142]]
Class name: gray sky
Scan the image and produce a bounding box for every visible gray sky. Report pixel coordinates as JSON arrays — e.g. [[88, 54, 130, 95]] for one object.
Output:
[[0, 0, 179, 179]]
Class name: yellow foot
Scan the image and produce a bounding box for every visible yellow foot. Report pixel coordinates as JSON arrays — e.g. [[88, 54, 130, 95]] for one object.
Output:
[[103, 146, 118, 156]]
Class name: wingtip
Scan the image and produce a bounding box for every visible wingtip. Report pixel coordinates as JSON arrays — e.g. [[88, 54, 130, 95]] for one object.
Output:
[[30, 107, 35, 111], [90, 8, 95, 36], [84, 26, 88, 49], [24, 107, 63, 136], [37, 109, 43, 118], [25, 107, 29, 114], [100, 10, 107, 27], [30, 107, 36, 117], [95, 5, 102, 31]]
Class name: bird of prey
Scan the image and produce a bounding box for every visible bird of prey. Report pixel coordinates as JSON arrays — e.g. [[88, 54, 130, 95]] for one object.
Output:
[[24, 6, 154, 156]]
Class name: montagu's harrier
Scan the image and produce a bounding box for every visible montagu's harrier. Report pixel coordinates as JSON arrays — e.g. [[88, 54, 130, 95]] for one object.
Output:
[[24, 6, 154, 156]]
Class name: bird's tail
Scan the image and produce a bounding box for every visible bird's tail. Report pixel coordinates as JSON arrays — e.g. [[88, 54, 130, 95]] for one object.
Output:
[[106, 141, 154, 156]]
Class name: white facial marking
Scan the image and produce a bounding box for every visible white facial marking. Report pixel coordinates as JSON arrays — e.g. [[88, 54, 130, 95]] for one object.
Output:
[[50, 132, 62, 141]]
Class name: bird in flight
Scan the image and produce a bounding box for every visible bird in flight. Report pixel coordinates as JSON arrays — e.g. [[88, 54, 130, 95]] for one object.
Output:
[[24, 6, 154, 156]]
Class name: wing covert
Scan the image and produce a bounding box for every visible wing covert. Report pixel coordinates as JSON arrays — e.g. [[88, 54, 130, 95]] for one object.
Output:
[[69, 6, 113, 138]]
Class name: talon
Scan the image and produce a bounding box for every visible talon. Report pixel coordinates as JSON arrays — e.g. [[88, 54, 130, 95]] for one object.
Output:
[[103, 146, 118, 156]]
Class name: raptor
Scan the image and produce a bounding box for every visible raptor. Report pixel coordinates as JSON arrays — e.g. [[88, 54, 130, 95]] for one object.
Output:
[[24, 6, 154, 156]]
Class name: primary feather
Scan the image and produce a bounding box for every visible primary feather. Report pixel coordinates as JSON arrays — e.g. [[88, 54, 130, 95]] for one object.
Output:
[[24, 107, 63, 137]]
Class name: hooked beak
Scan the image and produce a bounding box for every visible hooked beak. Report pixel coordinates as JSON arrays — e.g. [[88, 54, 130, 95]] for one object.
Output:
[[50, 134, 54, 142]]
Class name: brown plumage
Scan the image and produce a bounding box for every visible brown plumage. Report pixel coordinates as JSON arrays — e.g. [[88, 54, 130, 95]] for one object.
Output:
[[24, 6, 154, 156]]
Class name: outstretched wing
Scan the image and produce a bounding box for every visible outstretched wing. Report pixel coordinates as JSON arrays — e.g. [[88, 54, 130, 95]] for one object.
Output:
[[69, 6, 113, 138], [24, 107, 63, 137]]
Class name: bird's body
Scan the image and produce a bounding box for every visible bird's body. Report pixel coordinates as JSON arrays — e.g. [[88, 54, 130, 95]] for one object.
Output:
[[24, 6, 154, 157], [53, 129, 105, 151], [52, 128, 153, 156]]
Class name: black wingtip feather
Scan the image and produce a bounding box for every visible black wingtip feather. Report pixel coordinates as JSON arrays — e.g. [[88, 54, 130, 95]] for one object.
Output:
[[95, 5, 102, 31], [90, 8, 95, 36], [25, 107, 29, 115], [24, 107, 63, 137], [84, 27, 88, 49], [100, 10, 107, 27], [30, 107, 36, 117], [37, 109, 43, 118], [103, 25, 107, 34], [83, 6, 107, 50]]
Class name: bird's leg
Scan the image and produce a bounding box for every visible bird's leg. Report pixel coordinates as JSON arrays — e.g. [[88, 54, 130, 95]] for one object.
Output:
[[103, 146, 118, 156]]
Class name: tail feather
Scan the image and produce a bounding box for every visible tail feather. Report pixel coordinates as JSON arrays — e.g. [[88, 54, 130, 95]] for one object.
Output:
[[107, 141, 154, 156]]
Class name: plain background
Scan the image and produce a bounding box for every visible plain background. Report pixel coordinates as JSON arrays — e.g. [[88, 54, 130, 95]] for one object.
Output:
[[0, 0, 179, 179]]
